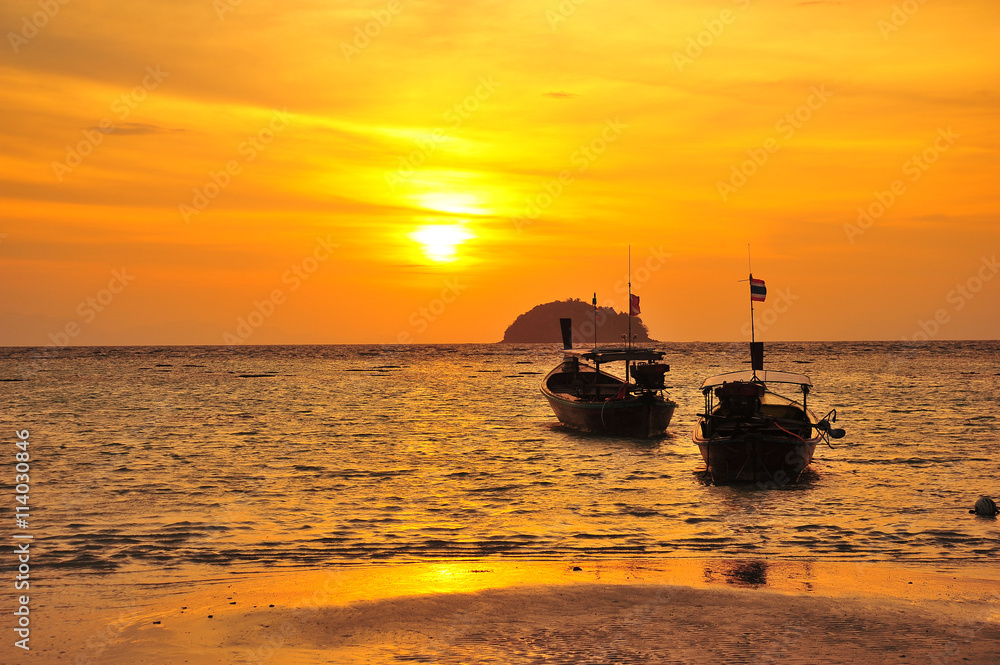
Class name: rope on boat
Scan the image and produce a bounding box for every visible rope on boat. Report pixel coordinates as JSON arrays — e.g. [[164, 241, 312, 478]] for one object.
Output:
[[772, 421, 809, 443], [602, 380, 632, 429]]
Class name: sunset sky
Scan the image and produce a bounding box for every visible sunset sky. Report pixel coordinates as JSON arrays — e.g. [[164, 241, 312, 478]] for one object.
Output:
[[1, 0, 997, 345]]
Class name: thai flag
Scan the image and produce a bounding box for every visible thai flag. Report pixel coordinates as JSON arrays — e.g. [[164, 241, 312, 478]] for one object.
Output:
[[629, 294, 640, 316], [750, 278, 766, 302]]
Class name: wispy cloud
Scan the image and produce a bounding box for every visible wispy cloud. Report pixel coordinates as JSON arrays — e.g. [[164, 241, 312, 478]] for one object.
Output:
[[88, 122, 185, 136]]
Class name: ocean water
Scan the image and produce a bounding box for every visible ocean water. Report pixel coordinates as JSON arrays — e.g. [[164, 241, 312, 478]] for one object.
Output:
[[1, 341, 998, 585]]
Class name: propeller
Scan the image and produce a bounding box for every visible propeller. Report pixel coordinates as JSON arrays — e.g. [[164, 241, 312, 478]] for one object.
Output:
[[816, 410, 846, 445]]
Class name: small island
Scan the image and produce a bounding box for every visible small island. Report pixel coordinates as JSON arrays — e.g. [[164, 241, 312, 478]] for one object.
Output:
[[500, 298, 654, 344]]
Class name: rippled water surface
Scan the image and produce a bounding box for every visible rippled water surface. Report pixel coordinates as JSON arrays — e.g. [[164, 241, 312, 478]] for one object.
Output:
[[2, 341, 998, 581]]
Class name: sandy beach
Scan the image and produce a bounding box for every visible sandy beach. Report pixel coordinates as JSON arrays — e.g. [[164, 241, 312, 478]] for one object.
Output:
[[23, 559, 999, 664]]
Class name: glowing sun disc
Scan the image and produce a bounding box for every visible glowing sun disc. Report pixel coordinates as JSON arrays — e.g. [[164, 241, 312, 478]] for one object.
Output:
[[410, 224, 473, 263]]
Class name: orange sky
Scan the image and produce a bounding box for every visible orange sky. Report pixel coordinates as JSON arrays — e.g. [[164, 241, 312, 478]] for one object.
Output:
[[1, 0, 998, 345]]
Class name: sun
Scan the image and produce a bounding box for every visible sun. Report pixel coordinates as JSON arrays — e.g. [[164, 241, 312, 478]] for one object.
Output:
[[416, 191, 484, 216], [410, 224, 474, 263]]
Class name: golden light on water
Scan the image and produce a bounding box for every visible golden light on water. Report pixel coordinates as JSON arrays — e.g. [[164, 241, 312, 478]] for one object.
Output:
[[410, 224, 474, 263]]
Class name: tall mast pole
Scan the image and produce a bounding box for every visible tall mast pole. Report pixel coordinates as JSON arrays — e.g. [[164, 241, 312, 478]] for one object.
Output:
[[627, 245, 632, 385], [748, 244, 755, 346], [628, 245, 632, 351], [592, 292, 597, 350]]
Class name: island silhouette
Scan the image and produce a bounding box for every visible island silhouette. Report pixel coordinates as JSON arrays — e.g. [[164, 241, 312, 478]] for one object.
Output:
[[501, 298, 653, 344]]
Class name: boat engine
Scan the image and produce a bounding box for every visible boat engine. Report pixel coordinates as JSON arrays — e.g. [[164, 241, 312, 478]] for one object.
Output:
[[633, 363, 669, 390], [716, 382, 764, 418]]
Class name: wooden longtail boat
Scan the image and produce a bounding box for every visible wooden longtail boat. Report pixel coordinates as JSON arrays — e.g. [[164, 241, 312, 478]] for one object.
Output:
[[692, 259, 844, 484], [541, 318, 677, 438], [693, 369, 842, 484]]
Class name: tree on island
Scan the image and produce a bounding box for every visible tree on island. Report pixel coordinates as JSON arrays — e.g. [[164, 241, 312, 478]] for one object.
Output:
[[500, 299, 654, 344]]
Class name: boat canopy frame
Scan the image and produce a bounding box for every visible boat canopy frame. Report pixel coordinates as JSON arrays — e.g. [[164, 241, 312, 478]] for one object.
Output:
[[700, 370, 814, 418], [699, 369, 812, 392], [560, 346, 670, 396], [565, 347, 666, 365]]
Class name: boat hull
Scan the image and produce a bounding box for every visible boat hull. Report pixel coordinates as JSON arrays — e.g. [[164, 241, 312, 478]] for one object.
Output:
[[693, 425, 818, 484], [545, 391, 676, 438]]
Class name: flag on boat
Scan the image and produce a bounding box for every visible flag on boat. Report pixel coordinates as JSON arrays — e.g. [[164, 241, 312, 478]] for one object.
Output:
[[629, 294, 640, 316], [750, 278, 767, 302]]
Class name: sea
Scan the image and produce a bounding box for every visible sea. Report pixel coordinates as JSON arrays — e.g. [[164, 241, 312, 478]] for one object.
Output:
[[2, 341, 998, 589]]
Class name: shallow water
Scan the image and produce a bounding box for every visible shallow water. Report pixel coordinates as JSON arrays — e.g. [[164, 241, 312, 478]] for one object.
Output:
[[1, 341, 998, 582]]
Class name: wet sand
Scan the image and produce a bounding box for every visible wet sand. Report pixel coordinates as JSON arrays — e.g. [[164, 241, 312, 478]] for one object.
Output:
[[29, 559, 1000, 664]]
